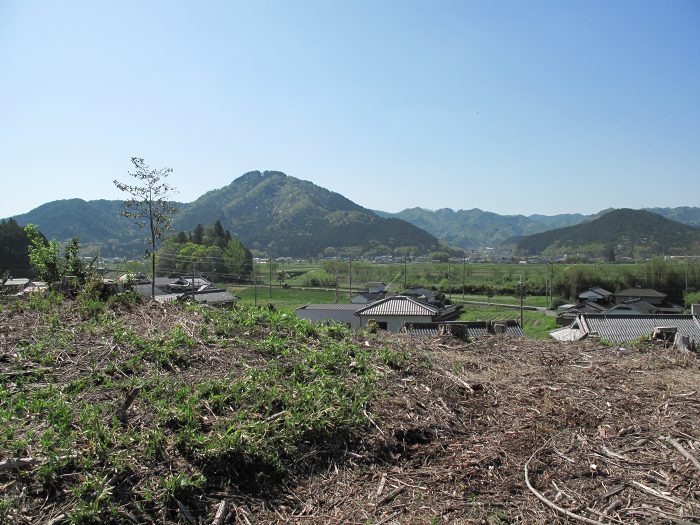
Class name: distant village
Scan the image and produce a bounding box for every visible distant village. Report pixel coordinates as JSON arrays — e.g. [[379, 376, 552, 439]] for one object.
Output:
[[6, 271, 698, 351]]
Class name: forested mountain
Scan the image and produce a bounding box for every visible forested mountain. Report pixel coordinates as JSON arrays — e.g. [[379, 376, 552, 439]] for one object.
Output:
[[7, 173, 700, 257], [514, 209, 700, 257], [647, 206, 700, 228], [9, 172, 439, 258], [375, 208, 600, 249], [378, 206, 699, 250], [9, 199, 183, 258], [173, 171, 440, 256]]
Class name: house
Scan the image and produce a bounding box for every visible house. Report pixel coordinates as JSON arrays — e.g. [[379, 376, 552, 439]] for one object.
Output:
[[577, 287, 613, 304], [181, 288, 239, 307], [614, 288, 667, 306], [1, 278, 47, 296], [354, 295, 459, 332], [607, 299, 657, 315], [400, 287, 436, 304], [556, 301, 607, 325], [296, 303, 362, 328], [550, 313, 700, 344], [166, 276, 212, 292], [355, 296, 439, 332]]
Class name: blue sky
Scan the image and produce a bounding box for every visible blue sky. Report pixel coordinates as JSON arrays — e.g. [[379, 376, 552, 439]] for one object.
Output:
[[1, 0, 698, 217]]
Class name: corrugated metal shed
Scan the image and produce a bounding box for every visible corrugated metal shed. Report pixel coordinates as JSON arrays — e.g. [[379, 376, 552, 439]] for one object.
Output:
[[581, 314, 700, 343], [355, 296, 438, 317]]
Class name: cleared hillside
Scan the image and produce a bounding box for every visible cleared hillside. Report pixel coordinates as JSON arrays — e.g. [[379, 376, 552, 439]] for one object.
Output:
[[1, 294, 698, 524]]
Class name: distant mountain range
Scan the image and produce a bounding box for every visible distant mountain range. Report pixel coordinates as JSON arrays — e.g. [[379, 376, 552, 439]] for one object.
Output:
[[7, 171, 700, 258], [9, 172, 440, 258], [512, 209, 700, 257], [377, 207, 700, 250]]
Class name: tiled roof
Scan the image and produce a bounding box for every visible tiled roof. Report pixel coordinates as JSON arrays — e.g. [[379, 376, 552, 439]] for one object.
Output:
[[578, 290, 605, 300], [608, 299, 656, 314], [190, 291, 238, 304], [580, 314, 700, 343], [356, 296, 438, 317], [590, 287, 613, 297], [615, 288, 667, 298], [403, 320, 523, 338], [297, 304, 362, 311]]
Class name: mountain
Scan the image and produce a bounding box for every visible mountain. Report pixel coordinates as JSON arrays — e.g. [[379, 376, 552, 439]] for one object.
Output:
[[9, 172, 440, 258], [646, 206, 700, 228], [514, 209, 700, 257], [378, 206, 699, 250], [173, 171, 439, 256], [375, 207, 598, 249]]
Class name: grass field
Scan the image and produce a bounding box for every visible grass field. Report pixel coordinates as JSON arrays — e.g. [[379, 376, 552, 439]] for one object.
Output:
[[455, 294, 550, 307], [229, 284, 339, 309]]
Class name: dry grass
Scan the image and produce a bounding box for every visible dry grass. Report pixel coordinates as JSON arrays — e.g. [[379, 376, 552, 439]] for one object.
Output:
[[1, 294, 699, 524]]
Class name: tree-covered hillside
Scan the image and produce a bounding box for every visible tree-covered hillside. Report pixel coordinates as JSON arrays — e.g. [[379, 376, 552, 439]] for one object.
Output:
[[9, 172, 439, 258], [173, 171, 440, 257], [514, 208, 700, 257], [378, 207, 597, 249]]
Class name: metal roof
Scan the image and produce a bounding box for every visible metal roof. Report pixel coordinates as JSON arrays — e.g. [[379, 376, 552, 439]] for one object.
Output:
[[355, 296, 438, 317], [580, 314, 700, 343], [297, 304, 362, 311]]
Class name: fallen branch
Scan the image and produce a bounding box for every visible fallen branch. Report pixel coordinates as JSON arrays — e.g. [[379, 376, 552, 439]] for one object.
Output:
[[212, 499, 228, 525], [663, 436, 700, 472], [376, 485, 406, 507], [524, 448, 607, 525], [0, 454, 76, 472]]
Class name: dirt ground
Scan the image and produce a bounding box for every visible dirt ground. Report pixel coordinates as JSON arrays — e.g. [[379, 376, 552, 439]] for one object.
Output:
[[1, 300, 699, 524], [246, 336, 700, 525]]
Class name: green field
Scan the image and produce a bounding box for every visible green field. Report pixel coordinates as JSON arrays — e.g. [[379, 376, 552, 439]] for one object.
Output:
[[229, 284, 339, 310], [265, 258, 699, 305]]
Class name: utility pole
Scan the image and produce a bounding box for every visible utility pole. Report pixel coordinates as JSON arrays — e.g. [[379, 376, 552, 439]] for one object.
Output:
[[448, 261, 452, 301], [348, 256, 353, 297], [335, 268, 339, 303], [519, 274, 524, 329], [462, 256, 466, 299], [269, 254, 272, 299], [254, 265, 258, 307], [191, 261, 196, 298], [404, 256, 407, 290]]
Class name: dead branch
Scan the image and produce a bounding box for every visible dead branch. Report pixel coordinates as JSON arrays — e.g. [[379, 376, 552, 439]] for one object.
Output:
[[524, 448, 607, 525], [664, 436, 700, 472]]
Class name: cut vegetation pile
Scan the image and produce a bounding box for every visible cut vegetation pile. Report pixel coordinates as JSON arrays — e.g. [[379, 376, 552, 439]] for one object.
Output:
[[1, 293, 699, 524]]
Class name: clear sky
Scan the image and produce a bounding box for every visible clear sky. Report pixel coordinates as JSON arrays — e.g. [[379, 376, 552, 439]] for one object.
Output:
[[1, 0, 698, 218]]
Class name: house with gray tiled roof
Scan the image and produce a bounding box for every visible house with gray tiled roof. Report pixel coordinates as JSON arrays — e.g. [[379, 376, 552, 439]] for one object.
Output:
[[354, 295, 459, 332], [355, 296, 439, 332], [550, 313, 700, 344]]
